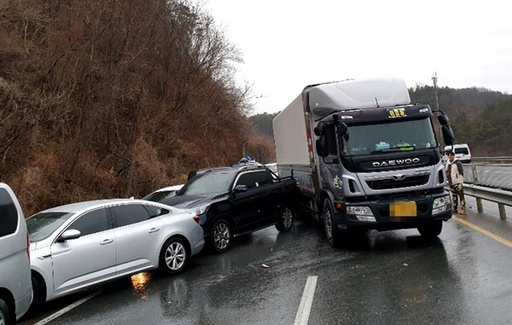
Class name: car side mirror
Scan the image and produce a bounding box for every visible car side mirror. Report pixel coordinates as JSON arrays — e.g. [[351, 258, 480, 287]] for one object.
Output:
[[57, 229, 81, 242], [233, 184, 248, 193]]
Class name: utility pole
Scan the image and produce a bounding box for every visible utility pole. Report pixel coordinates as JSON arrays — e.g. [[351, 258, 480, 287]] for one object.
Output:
[[432, 72, 440, 111], [432, 72, 443, 147]]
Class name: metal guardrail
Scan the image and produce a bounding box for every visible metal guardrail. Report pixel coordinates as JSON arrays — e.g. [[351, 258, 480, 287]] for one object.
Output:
[[460, 157, 512, 220]]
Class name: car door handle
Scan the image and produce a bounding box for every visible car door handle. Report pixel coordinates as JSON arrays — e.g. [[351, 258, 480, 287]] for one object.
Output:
[[149, 227, 160, 233], [100, 239, 114, 245]]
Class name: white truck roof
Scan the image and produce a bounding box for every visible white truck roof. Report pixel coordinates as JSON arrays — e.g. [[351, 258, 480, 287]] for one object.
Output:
[[308, 77, 411, 118]]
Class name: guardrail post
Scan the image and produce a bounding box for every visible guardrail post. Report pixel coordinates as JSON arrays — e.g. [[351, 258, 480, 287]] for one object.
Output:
[[471, 162, 478, 183], [498, 204, 507, 220], [476, 197, 483, 213]]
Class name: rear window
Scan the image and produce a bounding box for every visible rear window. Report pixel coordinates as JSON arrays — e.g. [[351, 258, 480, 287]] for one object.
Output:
[[454, 148, 469, 155], [0, 188, 18, 237], [236, 171, 273, 189]]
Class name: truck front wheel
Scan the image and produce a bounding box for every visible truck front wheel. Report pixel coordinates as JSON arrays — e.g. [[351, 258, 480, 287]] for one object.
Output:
[[323, 200, 341, 247], [417, 220, 443, 239]]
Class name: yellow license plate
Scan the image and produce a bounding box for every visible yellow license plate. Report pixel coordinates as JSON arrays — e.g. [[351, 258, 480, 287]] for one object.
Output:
[[390, 201, 417, 217]]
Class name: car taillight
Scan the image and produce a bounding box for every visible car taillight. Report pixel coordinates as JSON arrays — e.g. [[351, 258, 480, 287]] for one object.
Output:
[[193, 215, 200, 224]]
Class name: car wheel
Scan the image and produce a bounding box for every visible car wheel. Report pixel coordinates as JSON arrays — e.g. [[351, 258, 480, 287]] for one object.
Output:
[[26, 275, 45, 317], [323, 199, 341, 247], [275, 205, 294, 232], [159, 237, 188, 275], [210, 218, 232, 253], [417, 220, 443, 239], [0, 298, 11, 325]]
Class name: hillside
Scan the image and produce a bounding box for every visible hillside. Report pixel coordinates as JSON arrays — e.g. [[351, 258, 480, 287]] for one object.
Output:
[[0, 0, 274, 215]]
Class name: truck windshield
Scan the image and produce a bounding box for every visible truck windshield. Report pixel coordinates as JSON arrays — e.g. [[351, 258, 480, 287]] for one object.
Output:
[[345, 117, 437, 156]]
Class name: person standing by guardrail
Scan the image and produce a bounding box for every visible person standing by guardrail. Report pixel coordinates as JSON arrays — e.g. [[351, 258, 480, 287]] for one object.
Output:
[[446, 151, 466, 215]]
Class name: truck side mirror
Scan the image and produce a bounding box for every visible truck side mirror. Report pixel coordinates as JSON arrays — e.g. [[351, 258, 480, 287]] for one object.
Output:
[[336, 122, 349, 141], [438, 115, 449, 125], [442, 125, 454, 146], [316, 138, 327, 157], [314, 123, 326, 136]]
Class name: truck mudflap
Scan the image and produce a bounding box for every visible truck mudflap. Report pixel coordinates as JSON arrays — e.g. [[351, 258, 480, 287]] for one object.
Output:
[[335, 191, 452, 232]]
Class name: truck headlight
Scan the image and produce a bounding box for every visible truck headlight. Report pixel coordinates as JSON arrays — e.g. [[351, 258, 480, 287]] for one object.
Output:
[[347, 206, 376, 222], [432, 195, 451, 215]]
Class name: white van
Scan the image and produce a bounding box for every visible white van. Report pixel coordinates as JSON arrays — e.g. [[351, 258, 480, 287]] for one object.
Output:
[[0, 183, 32, 324], [444, 144, 472, 163]]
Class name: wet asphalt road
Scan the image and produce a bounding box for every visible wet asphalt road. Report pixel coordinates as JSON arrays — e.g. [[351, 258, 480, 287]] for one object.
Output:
[[20, 196, 512, 325]]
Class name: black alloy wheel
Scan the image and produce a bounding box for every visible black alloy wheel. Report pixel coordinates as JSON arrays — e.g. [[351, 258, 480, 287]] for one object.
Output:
[[210, 218, 232, 253], [275, 205, 294, 232]]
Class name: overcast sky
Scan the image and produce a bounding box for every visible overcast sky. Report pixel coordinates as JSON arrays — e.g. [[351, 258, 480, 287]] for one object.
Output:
[[204, 0, 512, 115]]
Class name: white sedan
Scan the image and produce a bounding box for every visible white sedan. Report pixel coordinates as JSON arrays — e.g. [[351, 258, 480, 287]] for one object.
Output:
[[26, 198, 204, 312], [143, 184, 184, 202]]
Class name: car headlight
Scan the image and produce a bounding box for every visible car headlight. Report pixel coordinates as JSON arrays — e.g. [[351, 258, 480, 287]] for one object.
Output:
[[432, 195, 451, 215]]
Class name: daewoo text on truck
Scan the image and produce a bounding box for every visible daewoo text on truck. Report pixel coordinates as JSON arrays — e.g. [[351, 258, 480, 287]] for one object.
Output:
[[273, 77, 455, 247]]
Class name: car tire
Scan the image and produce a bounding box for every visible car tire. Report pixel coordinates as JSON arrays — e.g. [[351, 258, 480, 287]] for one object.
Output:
[[0, 298, 11, 325], [323, 199, 341, 247], [26, 275, 45, 317], [417, 220, 443, 238], [159, 237, 188, 275], [210, 218, 232, 253], [275, 205, 294, 232]]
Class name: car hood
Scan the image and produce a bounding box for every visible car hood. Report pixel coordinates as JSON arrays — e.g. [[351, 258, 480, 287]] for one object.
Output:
[[161, 193, 228, 209]]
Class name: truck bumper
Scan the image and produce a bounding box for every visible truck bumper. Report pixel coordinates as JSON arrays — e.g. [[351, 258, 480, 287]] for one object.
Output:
[[336, 191, 452, 232]]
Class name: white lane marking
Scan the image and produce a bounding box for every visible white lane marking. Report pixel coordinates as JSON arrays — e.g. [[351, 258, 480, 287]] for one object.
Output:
[[294, 276, 318, 325], [33, 291, 101, 325]]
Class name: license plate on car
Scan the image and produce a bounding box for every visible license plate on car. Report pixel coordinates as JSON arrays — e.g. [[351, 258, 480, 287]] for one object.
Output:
[[390, 201, 417, 217]]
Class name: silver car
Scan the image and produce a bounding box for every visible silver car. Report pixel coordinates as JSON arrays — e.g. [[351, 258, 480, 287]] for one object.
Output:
[[26, 198, 204, 311]]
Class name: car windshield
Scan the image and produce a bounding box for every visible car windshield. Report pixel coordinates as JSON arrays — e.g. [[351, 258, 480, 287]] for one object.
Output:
[[26, 212, 73, 242], [180, 169, 236, 195], [345, 117, 437, 156]]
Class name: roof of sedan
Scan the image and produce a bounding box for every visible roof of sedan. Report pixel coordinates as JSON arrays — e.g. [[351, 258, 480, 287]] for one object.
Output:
[[39, 198, 151, 214]]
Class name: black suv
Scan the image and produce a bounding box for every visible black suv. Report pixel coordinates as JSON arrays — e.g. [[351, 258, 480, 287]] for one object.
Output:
[[148, 165, 298, 253]]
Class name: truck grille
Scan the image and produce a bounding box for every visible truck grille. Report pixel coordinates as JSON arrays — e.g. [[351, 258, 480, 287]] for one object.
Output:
[[367, 175, 430, 190]]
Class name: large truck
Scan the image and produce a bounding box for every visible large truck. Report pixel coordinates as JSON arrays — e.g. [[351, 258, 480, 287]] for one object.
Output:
[[273, 77, 455, 247]]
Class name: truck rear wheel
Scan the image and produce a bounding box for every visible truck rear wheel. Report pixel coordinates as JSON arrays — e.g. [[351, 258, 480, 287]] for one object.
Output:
[[323, 200, 341, 247], [417, 220, 443, 238]]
